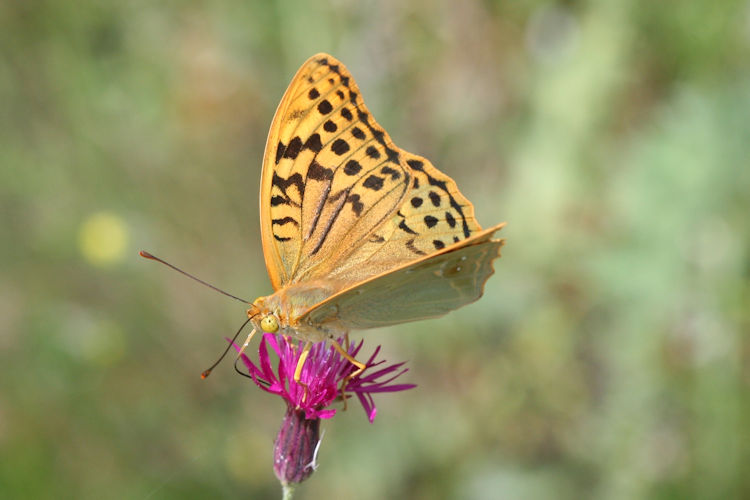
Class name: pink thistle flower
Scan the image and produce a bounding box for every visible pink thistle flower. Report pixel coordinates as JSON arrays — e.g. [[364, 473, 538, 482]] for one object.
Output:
[[235, 333, 416, 422], [233, 333, 415, 487]]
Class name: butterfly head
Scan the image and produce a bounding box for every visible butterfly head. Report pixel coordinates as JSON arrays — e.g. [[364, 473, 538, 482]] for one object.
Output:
[[247, 297, 281, 334], [246, 287, 333, 343]]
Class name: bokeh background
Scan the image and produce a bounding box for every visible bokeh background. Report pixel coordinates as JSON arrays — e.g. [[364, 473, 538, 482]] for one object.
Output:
[[2, 1, 749, 499]]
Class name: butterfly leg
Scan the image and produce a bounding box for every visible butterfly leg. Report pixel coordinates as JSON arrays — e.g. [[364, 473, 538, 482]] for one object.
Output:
[[294, 341, 312, 403], [235, 328, 258, 359], [329, 339, 366, 411]]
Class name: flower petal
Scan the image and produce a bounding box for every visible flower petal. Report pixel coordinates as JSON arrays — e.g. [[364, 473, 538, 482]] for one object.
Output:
[[236, 334, 416, 422]]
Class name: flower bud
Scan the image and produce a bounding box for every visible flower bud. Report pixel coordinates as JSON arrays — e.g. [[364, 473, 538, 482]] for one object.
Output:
[[273, 406, 320, 486]]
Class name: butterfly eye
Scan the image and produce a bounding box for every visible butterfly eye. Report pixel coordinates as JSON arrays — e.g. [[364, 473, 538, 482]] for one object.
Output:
[[260, 314, 279, 333]]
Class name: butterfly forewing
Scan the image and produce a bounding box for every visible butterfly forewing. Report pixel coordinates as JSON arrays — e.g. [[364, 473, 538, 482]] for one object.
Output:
[[298, 223, 506, 330], [261, 54, 410, 289], [260, 53, 488, 292]]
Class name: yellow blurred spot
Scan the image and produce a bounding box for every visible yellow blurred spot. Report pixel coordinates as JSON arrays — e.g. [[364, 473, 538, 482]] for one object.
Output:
[[78, 212, 129, 266]]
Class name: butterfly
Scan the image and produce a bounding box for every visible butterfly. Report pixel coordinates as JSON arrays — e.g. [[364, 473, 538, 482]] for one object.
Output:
[[236, 53, 506, 385]]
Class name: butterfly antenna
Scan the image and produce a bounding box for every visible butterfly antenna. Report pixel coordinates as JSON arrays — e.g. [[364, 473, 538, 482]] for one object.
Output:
[[234, 356, 253, 381], [139, 250, 251, 304], [201, 317, 252, 379], [233, 356, 270, 386]]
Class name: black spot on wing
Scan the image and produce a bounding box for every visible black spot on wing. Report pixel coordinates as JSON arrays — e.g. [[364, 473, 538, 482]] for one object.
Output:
[[424, 215, 438, 228], [275, 141, 285, 164], [411, 197, 423, 208], [428, 191, 441, 207], [433, 239, 445, 250], [380, 166, 401, 180], [274, 234, 292, 242], [363, 175, 384, 191], [317, 100, 333, 115], [304, 133, 322, 153], [344, 160, 362, 176], [272, 217, 299, 226], [283, 137, 303, 159], [398, 219, 417, 235], [445, 212, 456, 228], [347, 193, 364, 216], [341, 107, 353, 121], [308, 88, 320, 100], [366, 146, 380, 159], [323, 120, 337, 132], [351, 127, 365, 140], [331, 138, 350, 155], [307, 160, 333, 181], [386, 151, 401, 166]]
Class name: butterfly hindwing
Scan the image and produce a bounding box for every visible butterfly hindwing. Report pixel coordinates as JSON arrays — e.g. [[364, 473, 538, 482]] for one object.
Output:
[[298, 223, 505, 330]]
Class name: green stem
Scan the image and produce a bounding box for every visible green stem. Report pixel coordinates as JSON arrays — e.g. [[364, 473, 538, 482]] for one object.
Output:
[[282, 483, 295, 500]]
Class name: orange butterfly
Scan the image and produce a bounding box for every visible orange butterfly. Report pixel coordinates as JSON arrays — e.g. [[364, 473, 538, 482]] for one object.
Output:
[[243, 54, 505, 387], [143, 53, 505, 392]]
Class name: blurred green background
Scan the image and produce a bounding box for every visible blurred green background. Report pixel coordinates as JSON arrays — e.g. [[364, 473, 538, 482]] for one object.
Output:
[[2, 1, 749, 499]]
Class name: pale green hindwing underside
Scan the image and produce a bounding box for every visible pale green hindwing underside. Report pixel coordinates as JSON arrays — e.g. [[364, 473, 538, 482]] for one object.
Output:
[[299, 223, 505, 330]]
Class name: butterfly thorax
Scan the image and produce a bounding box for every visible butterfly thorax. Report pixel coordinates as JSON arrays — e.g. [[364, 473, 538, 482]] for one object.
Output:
[[251, 280, 348, 343]]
